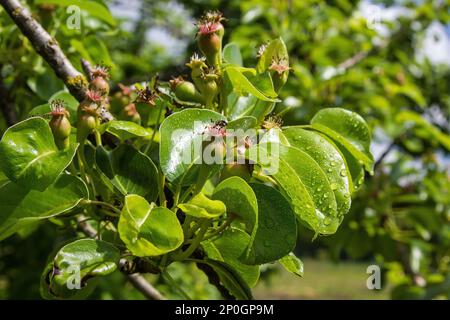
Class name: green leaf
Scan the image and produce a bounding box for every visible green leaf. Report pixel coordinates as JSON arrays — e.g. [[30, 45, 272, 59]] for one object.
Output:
[[311, 108, 374, 172], [29, 91, 79, 123], [224, 67, 278, 102], [202, 228, 260, 287], [27, 72, 64, 101], [0, 174, 88, 241], [212, 176, 257, 233], [250, 143, 341, 234], [247, 72, 277, 98], [159, 109, 226, 185], [256, 37, 289, 73], [0, 168, 8, 186], [178, 193, 226, 219], [242, 183, 297, 265], [100, 120, 152, 141], [195, 258, 253, 300], [0, 117, 78, 191], [227, 94, 258, 120], [279, 252, 304, 277], [226, 116, 257, 131], [283, 127, 351, 217], [118, 195, 183, 257], [70, 36, 115, 68], [223, 43, 243, 66], [396, 110, 450, 151], [35, 0, 116, 27], [41, 239, 120, 299], [95, 144, 158, 200]]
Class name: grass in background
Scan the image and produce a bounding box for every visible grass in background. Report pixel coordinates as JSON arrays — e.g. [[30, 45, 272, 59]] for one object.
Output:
[[254, 258, 390, 300]]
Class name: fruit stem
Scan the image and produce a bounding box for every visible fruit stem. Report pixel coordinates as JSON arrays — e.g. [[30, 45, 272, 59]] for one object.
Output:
[[174, 219, 209, 261]]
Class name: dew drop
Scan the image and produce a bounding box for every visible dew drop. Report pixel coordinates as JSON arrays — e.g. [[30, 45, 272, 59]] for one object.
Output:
[[339, 169, 347, 177]]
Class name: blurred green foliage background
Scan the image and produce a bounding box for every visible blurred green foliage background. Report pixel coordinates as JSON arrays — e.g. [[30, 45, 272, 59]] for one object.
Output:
[[0, 0, 449, 299]]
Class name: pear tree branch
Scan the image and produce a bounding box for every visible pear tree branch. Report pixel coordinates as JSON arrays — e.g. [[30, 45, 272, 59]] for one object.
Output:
[[0, 0, 87, 101]]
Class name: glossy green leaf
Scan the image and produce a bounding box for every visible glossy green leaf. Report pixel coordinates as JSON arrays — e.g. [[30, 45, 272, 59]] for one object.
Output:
[[283, 127, 351, 217], [41, 239, 120, 299], [0, 174, 88, 241], [227, 116, 257, 131], [242, 183, 297, 265], [227, 94, 258, 120], [212, 176, 257, 233], [256, 37, 289, 73], [333, 138, 365, 191], [178, 193, 226, 219], [224, 67, 278, 102], [159, 109, 226, 185], [250, 143, 341, 234], [223, 43, 243, 66], [0, 117, 78, 191], [195, 258, 253, 300], [95, 145, 158, 200], [118, 195, 183, 257], [247, 72, 277, 98], [311, 108, 374, 172], [202, 228, 260, 287], [35, 0, 116, 26], [279, 252, 304, 277], [100, 120, 152, 141]]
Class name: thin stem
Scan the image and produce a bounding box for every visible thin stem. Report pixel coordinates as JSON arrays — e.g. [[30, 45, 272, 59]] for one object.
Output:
[[144, 105, 163, 154], [175, 219, 209, 261], [161, 270, 191, 300], [171, 183, 183, 210], [179, 185, 195, 204], [94, 129, 102, 147], [252, 169, 278, 186], [76, 148, 88, 183], [157, 172, 167, 207], [83, 200, 121, 215], [182, 216, 193, 239], [187, 215, 235, 243]]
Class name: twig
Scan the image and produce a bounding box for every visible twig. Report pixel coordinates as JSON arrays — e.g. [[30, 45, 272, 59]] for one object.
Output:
[[81, 58, 93, 81], [337, 41, 388, 71], [127, 274, 166, 300], [374, 139, 398, 171], [0, 0, 87, 101], [76, 215, 165, 300]]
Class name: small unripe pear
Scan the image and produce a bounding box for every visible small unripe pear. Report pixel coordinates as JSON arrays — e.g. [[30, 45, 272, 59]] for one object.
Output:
[[170, 77, 204, 104], [197, 11, 225, 67], [49, 102, 71, 150]]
